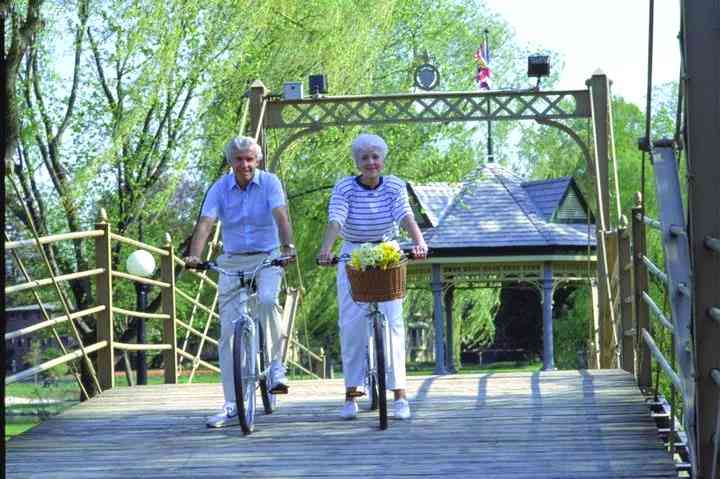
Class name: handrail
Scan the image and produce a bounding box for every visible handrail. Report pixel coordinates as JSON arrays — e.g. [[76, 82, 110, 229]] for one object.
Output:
[[110, 233, 170, 257], [175, 289, 219, 319], [642, 215, 662, 230], [641, 292, 674, 332], [176, 349, 220, 373], [287, 358, 321, 379], [642, 255, 668, 286], [111, 270, 170, 288], [641, 329, 683, 392], [5, 268, 105, 295], [113, 342, 173, 351], [5, 305, 105, 341], [111, 306, 170, 320], [704, 235, 720, 254], [175, 318, 219, 347], [4, 230, 104, 250], [5, 341, 108, 384], [289, 337, 324, 363]]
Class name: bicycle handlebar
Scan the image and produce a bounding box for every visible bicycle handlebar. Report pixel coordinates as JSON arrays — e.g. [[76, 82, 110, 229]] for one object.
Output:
[[316, 250, 429, 266], [186, 256, 295, 276]]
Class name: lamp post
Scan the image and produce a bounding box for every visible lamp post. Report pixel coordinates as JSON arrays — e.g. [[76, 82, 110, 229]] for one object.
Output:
[[126, 249, 156, 386]]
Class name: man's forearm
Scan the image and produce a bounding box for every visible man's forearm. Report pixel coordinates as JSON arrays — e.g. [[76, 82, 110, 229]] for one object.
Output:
[[273, 206, 295, 246], [189, 217, 215, 257]]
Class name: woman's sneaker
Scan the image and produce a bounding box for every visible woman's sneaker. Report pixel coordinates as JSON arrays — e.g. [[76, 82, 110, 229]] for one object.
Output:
[[393, 399, 411, 420], [206, 404, 237, 428], [339, 400, 359, 420]]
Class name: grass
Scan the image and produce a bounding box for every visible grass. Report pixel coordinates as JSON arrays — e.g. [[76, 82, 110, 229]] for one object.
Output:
[[407, 360, 543, 376], [5, 417, 41, 441]]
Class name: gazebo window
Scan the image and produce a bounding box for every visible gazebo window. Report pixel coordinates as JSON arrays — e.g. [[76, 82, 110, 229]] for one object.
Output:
[[553, 188, 587, 223]]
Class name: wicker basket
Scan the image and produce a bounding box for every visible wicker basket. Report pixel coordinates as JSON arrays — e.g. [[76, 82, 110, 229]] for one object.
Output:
[[345, 259, 407, 303]]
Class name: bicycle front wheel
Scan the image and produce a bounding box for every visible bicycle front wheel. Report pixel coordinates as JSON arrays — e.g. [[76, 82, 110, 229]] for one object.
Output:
[[233, 319, 257, 435], [372, 313, 388, 430]]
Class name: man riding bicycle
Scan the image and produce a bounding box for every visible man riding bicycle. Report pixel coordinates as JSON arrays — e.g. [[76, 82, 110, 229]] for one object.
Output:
[[185, 136, 296, 428]]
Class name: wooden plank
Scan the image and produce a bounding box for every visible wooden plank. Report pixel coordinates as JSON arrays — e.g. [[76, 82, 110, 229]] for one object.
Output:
[[5, 370, 676, 478]]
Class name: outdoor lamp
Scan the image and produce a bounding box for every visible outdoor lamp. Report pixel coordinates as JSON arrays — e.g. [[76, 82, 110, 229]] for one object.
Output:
[[308, 74, 328, 96], [528, 55, 550, 89], [126, 250, 156, 385]]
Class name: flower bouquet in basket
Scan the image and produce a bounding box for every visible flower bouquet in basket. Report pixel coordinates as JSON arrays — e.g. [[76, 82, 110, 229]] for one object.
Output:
[[346, 241, 407, 303]]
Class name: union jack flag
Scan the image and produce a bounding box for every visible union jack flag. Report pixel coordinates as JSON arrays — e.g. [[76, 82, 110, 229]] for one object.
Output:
[[474, 42, 491, 90]]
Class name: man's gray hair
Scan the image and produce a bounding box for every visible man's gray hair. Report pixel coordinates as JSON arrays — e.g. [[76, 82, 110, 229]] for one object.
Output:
[[224, 136, 263, 164], [351, 133, 388, 161]]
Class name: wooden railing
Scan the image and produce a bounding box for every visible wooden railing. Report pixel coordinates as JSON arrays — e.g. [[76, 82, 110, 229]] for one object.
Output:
[[6, 210, 326, 392]]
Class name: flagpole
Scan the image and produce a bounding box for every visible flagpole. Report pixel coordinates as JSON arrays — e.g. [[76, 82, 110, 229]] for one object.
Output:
[[484, 29, 493, 163]]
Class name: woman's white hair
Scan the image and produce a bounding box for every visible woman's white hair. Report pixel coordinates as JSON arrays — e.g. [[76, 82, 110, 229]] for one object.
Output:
[[351, 133, 388, 161], [224, 136, 263, 164]]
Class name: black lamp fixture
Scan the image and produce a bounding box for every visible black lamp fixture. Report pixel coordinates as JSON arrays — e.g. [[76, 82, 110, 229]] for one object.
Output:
[[308, 74, 328, 96], [527, 55, 550, 89]]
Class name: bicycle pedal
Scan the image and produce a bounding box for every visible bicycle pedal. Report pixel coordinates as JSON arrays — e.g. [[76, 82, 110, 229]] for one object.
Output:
[[270, 385, 289, 394], [347, 390, 366, 398]]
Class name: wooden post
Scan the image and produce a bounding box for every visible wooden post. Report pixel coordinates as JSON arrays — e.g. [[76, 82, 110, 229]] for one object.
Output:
[[94, 209, 114, 390], [631, 196, 651, 390], [617, 222, 634, 374], [683, 1, 720, 474], [587, 72, 616, 371], [161, 233, 178, 384], [249, 80, 269, 167], [589, 278, 601, 369], [601, 230, 618, 368]]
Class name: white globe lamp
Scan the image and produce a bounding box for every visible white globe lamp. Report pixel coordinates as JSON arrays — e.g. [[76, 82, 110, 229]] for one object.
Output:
[[126, 250, 156, 278]]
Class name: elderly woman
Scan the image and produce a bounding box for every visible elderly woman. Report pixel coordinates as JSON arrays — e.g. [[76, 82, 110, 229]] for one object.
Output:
[[317, 133, 428, 420]]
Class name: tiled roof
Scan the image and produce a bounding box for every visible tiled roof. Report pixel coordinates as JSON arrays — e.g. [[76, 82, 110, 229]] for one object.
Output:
[[407, 164, 596, 251], [522, 177, 572, 220]]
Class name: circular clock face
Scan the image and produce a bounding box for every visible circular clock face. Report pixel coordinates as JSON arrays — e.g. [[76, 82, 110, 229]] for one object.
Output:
[[414, 64, 440, 90]]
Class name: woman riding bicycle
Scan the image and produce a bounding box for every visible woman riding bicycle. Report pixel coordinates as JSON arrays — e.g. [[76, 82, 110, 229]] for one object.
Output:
[[317, 133, 428, 421]]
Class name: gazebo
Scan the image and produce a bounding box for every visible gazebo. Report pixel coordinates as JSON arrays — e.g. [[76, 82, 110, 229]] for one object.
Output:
[[404, 163, 597, 372]]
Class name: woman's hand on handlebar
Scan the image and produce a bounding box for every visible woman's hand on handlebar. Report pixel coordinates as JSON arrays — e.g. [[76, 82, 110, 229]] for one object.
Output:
[[411, 242, 429, 260], [316, 247, 334, 266]]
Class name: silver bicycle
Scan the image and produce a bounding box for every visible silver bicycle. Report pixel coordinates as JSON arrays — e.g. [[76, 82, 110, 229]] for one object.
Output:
[[189, 256, 293, 435]]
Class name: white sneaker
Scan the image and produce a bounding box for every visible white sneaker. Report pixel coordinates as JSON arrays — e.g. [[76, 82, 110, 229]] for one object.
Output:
[[269, 360, 289, 394], [206, 403, 237, 428], [339, 400, 359, 420], [393, 399, 411, 420]]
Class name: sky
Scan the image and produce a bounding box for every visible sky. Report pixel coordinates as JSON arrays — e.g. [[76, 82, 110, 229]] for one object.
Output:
[[485, 0, 682, 107]]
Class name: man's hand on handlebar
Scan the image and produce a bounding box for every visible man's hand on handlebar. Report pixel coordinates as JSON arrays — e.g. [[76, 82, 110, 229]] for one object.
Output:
[[184, 256, 203, 269]]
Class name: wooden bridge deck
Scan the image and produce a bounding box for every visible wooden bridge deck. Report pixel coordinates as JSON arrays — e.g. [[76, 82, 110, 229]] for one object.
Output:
[[5, 369, 677, 478]]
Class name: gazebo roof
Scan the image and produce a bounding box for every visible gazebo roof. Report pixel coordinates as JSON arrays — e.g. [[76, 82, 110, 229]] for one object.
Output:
[[407, 164, 596, 252]]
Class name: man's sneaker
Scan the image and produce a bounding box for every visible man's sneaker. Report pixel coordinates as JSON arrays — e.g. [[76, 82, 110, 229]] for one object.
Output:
[[393, 398, 411, 420], [339, 400, 359, 420], [269, 360, 289, 394], [206, 404, 237, 428]]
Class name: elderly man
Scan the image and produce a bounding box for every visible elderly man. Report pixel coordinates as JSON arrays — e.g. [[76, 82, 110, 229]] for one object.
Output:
[[185, 136, 296, 428], [317, 133, 428, 421]]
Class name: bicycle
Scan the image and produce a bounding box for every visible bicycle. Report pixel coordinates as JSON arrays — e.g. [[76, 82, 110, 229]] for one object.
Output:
[[320, 251, 419, 430], [189, 256, 293, 435]]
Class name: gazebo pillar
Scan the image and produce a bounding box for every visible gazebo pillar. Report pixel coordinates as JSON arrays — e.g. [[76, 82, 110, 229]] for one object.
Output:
[[444, 279, 456, 373], [542, 262, 556, 370], [431, 265, 447, 374]]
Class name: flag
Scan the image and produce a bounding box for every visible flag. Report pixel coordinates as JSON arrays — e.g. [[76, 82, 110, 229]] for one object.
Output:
[[474, 42, 491, 90]]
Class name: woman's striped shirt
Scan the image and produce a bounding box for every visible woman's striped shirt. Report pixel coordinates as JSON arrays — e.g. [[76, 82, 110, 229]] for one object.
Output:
[[328, 175, 414, 243]]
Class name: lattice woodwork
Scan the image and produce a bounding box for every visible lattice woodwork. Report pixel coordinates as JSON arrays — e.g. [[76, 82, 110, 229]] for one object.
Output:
[[266, 90, 591, 129]]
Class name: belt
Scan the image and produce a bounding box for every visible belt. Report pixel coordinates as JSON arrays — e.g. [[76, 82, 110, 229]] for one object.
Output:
[[345, 240, 384, 245], [227, 251, 270, 256]]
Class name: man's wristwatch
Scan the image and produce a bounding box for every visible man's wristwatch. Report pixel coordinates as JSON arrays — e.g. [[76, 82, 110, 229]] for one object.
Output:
[[281, 243, 295, 250]]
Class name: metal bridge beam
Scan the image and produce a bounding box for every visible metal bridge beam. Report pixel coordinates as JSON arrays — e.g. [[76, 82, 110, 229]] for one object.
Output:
[[683, 1, 720, 476]]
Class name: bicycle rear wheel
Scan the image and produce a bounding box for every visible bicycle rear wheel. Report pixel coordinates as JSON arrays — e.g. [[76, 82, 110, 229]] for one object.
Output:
[[258, 324, 274, 415], [372, 313, 388, 430], [233, 319, 257, 435]]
